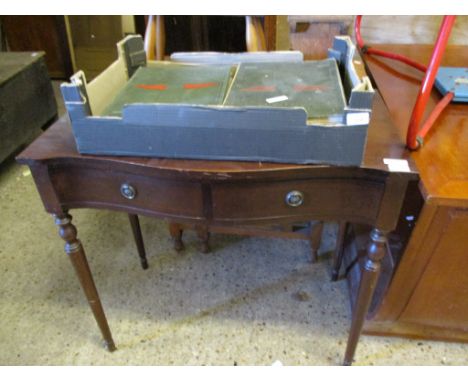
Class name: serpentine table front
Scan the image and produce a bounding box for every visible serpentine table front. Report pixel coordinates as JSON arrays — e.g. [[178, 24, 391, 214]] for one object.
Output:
[[16, 81, 418, 365]]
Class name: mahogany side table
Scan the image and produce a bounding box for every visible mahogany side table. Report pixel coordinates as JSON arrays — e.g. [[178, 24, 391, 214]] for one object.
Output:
[[16, 91, 417, 365]]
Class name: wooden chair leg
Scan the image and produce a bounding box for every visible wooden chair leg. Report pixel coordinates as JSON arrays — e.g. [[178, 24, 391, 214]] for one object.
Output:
[[309, 221, 324, 263], [343, 228, 387, 365], [144, 15, 165, 60], [128, 214, 148, 270], [331, 221, 349, 281], [246, 16, 266, 52], [196, 225, 211, 253], [154, 16, 165, 61], [169, 222, 184, 252]]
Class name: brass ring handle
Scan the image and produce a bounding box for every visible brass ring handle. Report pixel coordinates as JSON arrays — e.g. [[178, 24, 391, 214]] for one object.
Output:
[[120, 183, 136, 200], [285, 190, 304, 207]]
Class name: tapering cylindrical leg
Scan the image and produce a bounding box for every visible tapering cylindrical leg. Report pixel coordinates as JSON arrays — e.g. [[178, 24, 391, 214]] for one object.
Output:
[[155, 16, 165, 61], [343, 228, 387, 366], [309, 221, 324, 263], [128, 214, 148, 269], [331, 221, 349, 281], [169, 222, 184, 252], [54, 213, 116, 351], [196, 225, 210, 254]]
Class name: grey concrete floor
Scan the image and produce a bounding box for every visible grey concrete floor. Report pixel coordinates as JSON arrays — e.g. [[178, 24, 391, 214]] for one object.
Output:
[[0, 83, 467, 366]]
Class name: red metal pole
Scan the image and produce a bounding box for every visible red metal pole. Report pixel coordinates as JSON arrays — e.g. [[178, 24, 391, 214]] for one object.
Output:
[[418, 91, 454, 141], [365, 47, 427, 73], [354, 15, 364, 49], [406, 15, 456, 149]]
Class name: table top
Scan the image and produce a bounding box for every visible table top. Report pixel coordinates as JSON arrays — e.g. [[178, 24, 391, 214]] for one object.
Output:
[[17, 87, 417, 178], [364, 44, 468, 203]]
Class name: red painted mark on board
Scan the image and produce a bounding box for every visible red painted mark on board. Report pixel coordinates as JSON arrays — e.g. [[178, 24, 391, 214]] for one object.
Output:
[[136, 84, 167, 90], [293, 84, 328, 92], [240, 85, 277, 92], [183, 82, 218, 89]]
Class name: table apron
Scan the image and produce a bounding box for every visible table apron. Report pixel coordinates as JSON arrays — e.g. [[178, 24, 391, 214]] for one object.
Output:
[[36, 163, 390, 228]]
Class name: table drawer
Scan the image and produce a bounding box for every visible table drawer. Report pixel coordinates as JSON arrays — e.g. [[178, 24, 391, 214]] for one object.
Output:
[[50, 165, 204, 218], [211, 179, 383, 223]]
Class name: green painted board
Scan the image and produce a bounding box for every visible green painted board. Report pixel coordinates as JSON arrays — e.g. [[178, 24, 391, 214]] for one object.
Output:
[[103, 60, 346, 120], [102, 63, 233, 116], [224, 59, 346, 119]]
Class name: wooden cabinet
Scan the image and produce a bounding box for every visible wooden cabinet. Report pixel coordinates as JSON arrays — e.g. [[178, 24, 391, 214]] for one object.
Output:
[[0, 52, 57, 162], [67, 16, 124, 80], [350, 44, 468, 342], [1, 16, 127, 80], [400, 206, 468, 333], [1, 16, 73, 78]]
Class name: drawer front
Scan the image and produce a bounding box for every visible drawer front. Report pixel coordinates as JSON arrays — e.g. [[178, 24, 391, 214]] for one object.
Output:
[[211, 179, 383, 224], [50, 165, 204, 218]]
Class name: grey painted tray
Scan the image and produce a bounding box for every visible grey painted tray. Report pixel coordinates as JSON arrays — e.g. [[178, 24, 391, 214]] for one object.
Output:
[[61, 35, 374, 166]]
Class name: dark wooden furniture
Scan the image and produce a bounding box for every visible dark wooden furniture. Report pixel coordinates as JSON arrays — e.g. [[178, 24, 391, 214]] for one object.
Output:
[[343, 44, 468, 342], [143, 15, 268, 62], [0, 51, 57, 163], [1, 16, 73, 79], [67, 16, 124, 80], [17, 86, 417, 364], [139, 16, 274, 60], [288, 16, 353, 60]]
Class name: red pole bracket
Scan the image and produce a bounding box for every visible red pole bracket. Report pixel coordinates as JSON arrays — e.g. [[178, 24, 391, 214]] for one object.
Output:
[[406, 16, 456, 150]]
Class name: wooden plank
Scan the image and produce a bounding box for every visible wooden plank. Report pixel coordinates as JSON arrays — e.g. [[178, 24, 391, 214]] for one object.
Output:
[[359, 16, 468, 45]]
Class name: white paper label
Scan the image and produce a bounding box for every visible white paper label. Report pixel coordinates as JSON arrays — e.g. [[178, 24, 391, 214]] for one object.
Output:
[[266, 95, 288, 104], [383, 158, 411, 173], [455, 77, 468, 85], [346, 112, 370, 126]]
